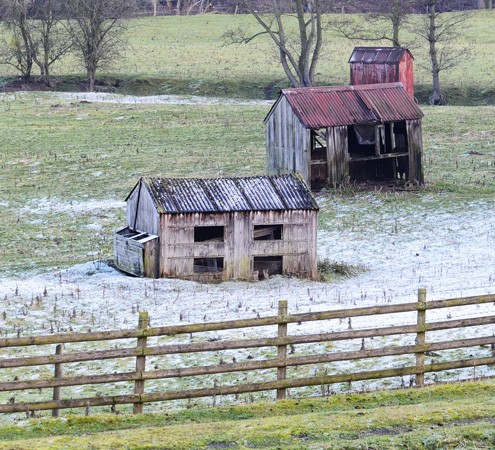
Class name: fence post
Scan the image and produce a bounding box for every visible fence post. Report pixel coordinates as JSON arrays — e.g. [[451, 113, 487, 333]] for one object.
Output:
[[52, 344, 64, 417], [133, 312, 149, 414], [416, 289, 427, 388], [277, 301, 288, 400]]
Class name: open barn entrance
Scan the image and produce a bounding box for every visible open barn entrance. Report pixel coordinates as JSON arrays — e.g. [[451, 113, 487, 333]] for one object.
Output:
[[348, 121, 409, 183], [310, 129, 328, 190]]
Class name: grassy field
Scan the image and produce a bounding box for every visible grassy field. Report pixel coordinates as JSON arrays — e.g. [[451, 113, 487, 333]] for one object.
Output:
[[1, 381, 495, 449], [1, 11, 495, 448], [0, 92, 494, 275], [0, 12, 495, 103]]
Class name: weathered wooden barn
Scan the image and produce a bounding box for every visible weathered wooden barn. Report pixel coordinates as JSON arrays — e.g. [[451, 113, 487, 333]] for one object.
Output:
[[265, 83, 424, 190], [349, 47, 415, 99], [114, 174, 319, 282]]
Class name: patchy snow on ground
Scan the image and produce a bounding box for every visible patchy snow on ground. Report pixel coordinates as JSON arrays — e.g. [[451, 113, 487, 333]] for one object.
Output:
[[1, 195, 495, 414], [21, 198, 125, 215], [0, 91, 273, 107]]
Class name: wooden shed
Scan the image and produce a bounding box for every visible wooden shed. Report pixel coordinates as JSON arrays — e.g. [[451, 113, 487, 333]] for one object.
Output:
[[349, 47, 415, 99], [114, 174, 319, 282], [265, 83, 424, 190]]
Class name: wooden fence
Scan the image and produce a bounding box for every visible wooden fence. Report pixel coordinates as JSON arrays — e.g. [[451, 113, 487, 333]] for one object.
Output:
[[1, 289, 495, 416]]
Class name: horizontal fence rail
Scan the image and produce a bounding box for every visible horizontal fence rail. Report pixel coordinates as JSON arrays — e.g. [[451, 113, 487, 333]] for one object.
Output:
[[0, 289, 494, 416]]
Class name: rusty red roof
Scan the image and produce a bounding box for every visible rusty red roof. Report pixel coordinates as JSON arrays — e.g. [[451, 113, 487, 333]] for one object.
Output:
[[265, 83, 423, 129], [349, 47, 413, 64]]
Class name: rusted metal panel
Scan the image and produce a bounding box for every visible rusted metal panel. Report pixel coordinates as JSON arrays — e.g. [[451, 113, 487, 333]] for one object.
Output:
[[137, 175, 317, 215], [349, 47, 415, 99], [399, 51, 414, 98], [280, 83, 422, 129]]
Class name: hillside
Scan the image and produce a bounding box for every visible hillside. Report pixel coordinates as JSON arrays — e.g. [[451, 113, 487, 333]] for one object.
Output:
[[0, 12, 495, 104]]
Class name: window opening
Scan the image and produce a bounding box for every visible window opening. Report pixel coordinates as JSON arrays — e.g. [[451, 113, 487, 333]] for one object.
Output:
[[194, 226, 224, 242], [193, 258, 224, 273], [253, 225, 283, 241], [253, 256, 283, 279]]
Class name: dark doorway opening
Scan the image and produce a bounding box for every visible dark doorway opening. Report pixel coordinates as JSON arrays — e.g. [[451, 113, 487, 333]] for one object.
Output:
[[254, 256, 283, 279], [310, 129, 328, 190], [194, 226, 224, 242], [253, 225, 283, 241], [193, 257, 224, 273], [348, 122, 410, 183]]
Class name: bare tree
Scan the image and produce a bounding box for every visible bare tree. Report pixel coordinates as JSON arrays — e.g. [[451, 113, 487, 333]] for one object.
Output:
[[225, 0, 323, 88], [411, 0, 470, 105], [331, 0, 414, 48], [0, 0, 72, 86], [65, 0, 136, 91], [30, 0, 72, 87], [0, 0, 36, 82]]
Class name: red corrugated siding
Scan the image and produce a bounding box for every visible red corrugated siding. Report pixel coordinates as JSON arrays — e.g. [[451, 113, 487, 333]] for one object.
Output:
[[281, 83, 423, 129]]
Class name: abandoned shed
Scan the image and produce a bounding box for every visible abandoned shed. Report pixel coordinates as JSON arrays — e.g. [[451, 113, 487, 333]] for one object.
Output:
[[349, 47, 415, 99], [114, 174, 319, 282], [265, 83, 424, 190]]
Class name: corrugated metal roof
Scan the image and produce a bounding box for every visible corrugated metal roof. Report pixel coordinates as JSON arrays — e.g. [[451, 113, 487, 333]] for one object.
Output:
[[269, 83, 423, 129], [349, 47, 413, 64], [136, 174, 318, 214]]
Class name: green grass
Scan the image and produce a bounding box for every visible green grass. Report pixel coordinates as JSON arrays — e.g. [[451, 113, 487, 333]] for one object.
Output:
[[1, 12, 495, 103], [1, 381, 495, 449]]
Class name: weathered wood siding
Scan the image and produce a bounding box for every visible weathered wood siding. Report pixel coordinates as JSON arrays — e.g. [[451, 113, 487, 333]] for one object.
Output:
[[159, 210, 317, 282], [127, 183, 160, 236], [266, 97, 309, 184], [406, 119, 424, 184], [114, 232, 159, 278], [327, 126, 349, 187]]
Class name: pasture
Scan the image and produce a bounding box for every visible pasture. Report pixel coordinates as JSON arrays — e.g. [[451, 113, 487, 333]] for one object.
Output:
[[0, 12, 495, 102], [0, 11, 495, 444]]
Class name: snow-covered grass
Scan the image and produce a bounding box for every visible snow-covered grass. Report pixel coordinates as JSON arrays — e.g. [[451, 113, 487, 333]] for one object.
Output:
[[1, 92, 495, 420], [1, 193, 494, 420]]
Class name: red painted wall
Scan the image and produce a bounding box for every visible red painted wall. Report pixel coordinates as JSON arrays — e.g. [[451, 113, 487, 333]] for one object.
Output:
[[350, 52, 414, 99]]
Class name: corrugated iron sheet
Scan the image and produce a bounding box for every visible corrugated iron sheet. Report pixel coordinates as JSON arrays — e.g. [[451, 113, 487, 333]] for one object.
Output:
[[140, 174, 318, 214], [280, 83, 423, 129], [349, 47, 413, 64]]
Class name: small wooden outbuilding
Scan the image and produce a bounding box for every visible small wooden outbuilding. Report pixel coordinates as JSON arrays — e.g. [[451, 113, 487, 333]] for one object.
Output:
[[265, 83, 424, 190], [349, 47, 415, 99], [114, 174, 319, 282]]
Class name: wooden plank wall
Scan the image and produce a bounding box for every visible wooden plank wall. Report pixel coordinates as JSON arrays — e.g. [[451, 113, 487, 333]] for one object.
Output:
[[266, 97, 309, 185], [327, 126, 349, 187], [127, 183, 160, 236], [160, 210, 318, 281], [114, 233, 145, 277], [406, 119, 424, 184]]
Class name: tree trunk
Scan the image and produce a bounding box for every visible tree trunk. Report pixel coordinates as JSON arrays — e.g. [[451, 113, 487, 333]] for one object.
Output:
[[392, 0, 400, 47], [428, 4, 444, 105], [87, 67, 96, 92]]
